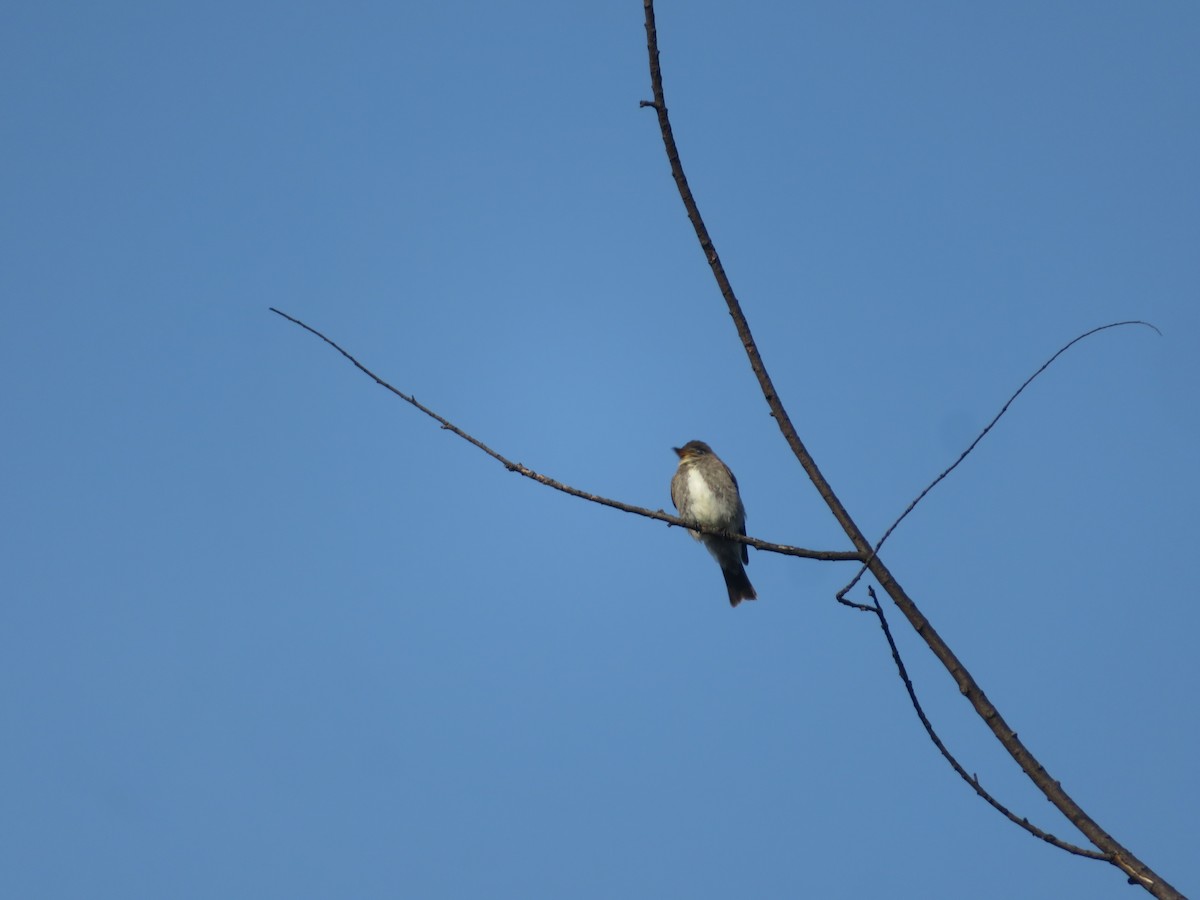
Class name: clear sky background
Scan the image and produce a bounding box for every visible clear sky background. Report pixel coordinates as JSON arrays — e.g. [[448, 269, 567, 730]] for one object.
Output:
[[3, 3, 1197, 898]]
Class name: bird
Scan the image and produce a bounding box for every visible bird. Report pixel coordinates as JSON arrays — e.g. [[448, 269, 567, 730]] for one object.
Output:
[[670, 440, 757, 607]]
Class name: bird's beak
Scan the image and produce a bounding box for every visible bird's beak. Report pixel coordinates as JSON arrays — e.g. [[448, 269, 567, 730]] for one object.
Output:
[[672, 446, 687, 459]]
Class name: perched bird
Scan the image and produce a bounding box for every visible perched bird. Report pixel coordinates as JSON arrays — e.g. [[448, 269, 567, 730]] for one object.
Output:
[[670, 440, 757, 607]]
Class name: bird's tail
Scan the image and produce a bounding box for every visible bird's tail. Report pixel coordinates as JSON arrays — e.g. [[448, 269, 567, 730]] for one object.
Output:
[[722, 563, 757, 608]]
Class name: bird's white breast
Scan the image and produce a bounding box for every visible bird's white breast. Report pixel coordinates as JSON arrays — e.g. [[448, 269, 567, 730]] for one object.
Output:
[[685, 466, 724, 526]]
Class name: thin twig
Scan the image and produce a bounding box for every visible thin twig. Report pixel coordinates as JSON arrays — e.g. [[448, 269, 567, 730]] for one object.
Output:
[[269, 307, 861, 563], [837, 321, 1161, 602], [853, 587, 1108, 860]]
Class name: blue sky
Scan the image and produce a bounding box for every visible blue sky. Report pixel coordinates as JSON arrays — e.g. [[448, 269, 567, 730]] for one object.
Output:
[[3, 2, 1197, 898]]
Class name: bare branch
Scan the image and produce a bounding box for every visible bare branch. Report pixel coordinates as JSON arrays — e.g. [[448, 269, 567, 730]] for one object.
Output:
[[850, 587, 1108, 860], [269, 307, 861, 564], [641, 0, 858, 539], [837, 320, 1161, 601]]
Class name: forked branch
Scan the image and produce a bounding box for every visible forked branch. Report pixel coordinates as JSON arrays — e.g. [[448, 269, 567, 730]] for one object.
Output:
[[846, 587, 1105, 859], [640, 0, 1178, 895]]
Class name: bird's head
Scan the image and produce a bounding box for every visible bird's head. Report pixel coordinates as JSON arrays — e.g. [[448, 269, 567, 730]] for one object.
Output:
[[673, 440, 714, 461]]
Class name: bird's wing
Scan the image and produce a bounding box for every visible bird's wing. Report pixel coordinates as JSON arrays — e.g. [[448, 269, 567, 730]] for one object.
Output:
[[726, 464, 740, 492], [726, 462, 750, 564], [669, 469, 684, 513]]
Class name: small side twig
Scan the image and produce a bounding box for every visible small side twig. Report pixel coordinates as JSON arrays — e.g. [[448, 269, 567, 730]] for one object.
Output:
[[269, 307, 861, 563], [850, 587, 1108, 860], [837, 320, 1160, 602]]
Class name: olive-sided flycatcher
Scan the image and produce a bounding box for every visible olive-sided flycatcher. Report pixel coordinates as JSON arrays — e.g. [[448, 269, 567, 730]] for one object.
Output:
[[670, 440, 757, 607]]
